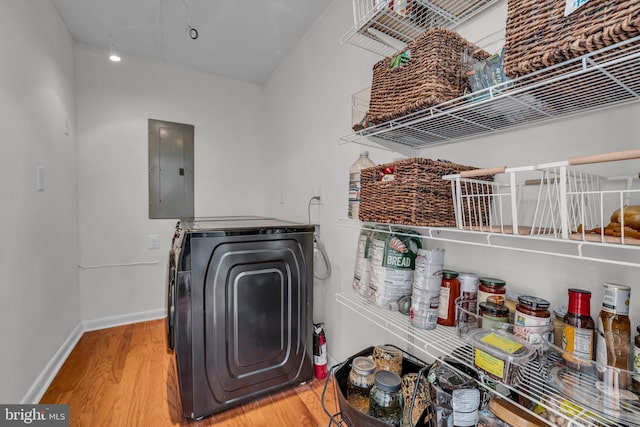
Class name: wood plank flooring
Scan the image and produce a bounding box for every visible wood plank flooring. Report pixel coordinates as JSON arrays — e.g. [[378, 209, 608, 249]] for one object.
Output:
[[41, 320, 339, 426]]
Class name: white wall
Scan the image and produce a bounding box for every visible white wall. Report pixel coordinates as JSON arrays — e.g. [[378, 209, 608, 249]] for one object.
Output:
[[75, 47, 267, 322], [0, 1, 80, 403], [264, 0, 640, 365]]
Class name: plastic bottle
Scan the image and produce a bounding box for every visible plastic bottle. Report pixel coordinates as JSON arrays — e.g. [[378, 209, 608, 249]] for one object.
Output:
[[633, 325, 640, 393], [562, 288, 595, 372], [596, 283, 631, 387], [348, 151, 376, 220]]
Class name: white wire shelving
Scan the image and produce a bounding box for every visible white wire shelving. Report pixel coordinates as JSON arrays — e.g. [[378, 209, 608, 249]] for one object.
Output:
[[338, 218, 640, 268], [336, 291, 637, 426], [340, 35, 640, 156], [340, 0, 500, 56]]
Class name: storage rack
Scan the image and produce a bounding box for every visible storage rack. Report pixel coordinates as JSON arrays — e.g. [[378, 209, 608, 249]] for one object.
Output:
[[338, 218, 640, 268], [340, 0, 500, 56], [336, 291, 638, 426], [338, 3, 640, 425], [340, 35, 640, 156], [336, 220, 640, 425]]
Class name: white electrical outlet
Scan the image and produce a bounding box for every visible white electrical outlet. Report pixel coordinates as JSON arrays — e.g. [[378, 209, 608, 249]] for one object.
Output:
[[311, 185, 324, 204]]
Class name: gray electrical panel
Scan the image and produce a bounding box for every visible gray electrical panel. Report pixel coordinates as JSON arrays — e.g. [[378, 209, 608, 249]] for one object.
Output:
[[148, 119, 194, 219]]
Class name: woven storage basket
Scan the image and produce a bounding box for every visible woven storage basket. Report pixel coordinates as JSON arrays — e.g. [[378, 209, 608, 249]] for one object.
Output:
[[359, 158, 490, 227], [503, 0, 640, 78], [366, 28, 490, 125]]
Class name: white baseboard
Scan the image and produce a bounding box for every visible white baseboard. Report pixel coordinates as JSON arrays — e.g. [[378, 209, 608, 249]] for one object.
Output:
[[23, 308, 168, 404], [22, 322, 83, 404], [82, 308, 167, 332]]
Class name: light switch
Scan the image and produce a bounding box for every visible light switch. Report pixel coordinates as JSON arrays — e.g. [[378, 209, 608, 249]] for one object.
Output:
[[37, 166, 45, 191]]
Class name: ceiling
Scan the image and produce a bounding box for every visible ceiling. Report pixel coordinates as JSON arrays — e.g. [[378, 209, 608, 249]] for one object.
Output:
[[52, 0, 334, 84]]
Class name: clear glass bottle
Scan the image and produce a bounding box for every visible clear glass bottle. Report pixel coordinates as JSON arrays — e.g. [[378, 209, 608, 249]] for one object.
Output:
[[596, 283, 631, 387], [348, 151, 376, 220], [369, 370, 404, 427], [633, 325, 640, 393], [347, 356, 376, 414]]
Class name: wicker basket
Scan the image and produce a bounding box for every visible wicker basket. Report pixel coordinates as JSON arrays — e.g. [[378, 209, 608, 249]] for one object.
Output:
[[359, 158, 489, 227], [366, 28, 490, 125], [503, 0, 640, 78]]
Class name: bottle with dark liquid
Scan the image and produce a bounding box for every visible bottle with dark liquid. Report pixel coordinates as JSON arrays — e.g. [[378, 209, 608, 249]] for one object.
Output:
[[562, 288, 595, 372]]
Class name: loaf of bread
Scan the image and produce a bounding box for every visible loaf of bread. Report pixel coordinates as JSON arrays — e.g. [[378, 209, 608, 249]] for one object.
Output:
[[610, 205, 640, 231]]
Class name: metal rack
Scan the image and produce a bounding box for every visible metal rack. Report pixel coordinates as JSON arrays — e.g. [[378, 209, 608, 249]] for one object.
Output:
[[340, 35, 640, 156], [338, 218, 640, 268], [443, 150, 640, 245], [336, 291, 640, 426], [340, 0, 500, 56]]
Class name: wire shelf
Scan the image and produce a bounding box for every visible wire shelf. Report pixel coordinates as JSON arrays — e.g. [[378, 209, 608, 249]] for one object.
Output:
[[340, 0, 500, 56], [340, 35, 640, 153], [336, 291, 640, 426]]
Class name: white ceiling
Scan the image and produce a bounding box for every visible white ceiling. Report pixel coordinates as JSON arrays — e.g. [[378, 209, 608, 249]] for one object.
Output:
[[52, 0, 334, 84]]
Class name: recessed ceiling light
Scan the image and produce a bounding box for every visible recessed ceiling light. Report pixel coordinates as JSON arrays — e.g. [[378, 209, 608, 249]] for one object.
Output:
[[108, 33, 121, 62]]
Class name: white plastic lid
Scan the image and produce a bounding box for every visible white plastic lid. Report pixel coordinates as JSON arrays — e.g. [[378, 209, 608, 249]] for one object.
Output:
[[360, 150, 369, 156], [452, 388, 480, 411]]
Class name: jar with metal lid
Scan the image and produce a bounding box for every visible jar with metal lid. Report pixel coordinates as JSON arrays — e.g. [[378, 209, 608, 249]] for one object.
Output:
[[438, 270, 461, 327], [479, 302, 510, 330], [369, 370, 404, 427], [513, 295, 551, 345], [504, 291, 523, 324], [347, 356, 376, 414], [477, 277, 506, 312]]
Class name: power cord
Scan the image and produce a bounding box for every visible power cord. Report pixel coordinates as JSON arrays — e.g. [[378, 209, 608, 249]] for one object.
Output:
[[308, 196, 332, 280]]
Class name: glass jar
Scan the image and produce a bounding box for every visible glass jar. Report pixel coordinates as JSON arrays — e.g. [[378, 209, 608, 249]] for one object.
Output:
[[369, 370, 404, 427], [633, 325, 640, 393], [513, 296, 551, 345], [458, 273, 479, 323], [477, 277, 506, 311], [552, 306, 567, 348], [437, 270, 460, 327], [479, 302, 510, 330], [562, 288, 595, 372], [504, 291, 523, 324], [372, 345, 403, 376], [347, 356, 376, 414]]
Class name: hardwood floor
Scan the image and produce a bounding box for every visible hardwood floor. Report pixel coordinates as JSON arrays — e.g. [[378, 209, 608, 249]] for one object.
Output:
[[41, 320, 339, 426]]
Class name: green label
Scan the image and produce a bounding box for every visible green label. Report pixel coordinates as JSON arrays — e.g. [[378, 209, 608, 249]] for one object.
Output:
[[380, 232, 421, 270]]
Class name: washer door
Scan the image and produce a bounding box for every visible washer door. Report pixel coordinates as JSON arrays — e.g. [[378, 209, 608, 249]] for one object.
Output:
[[166, 251, 176, 351]]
